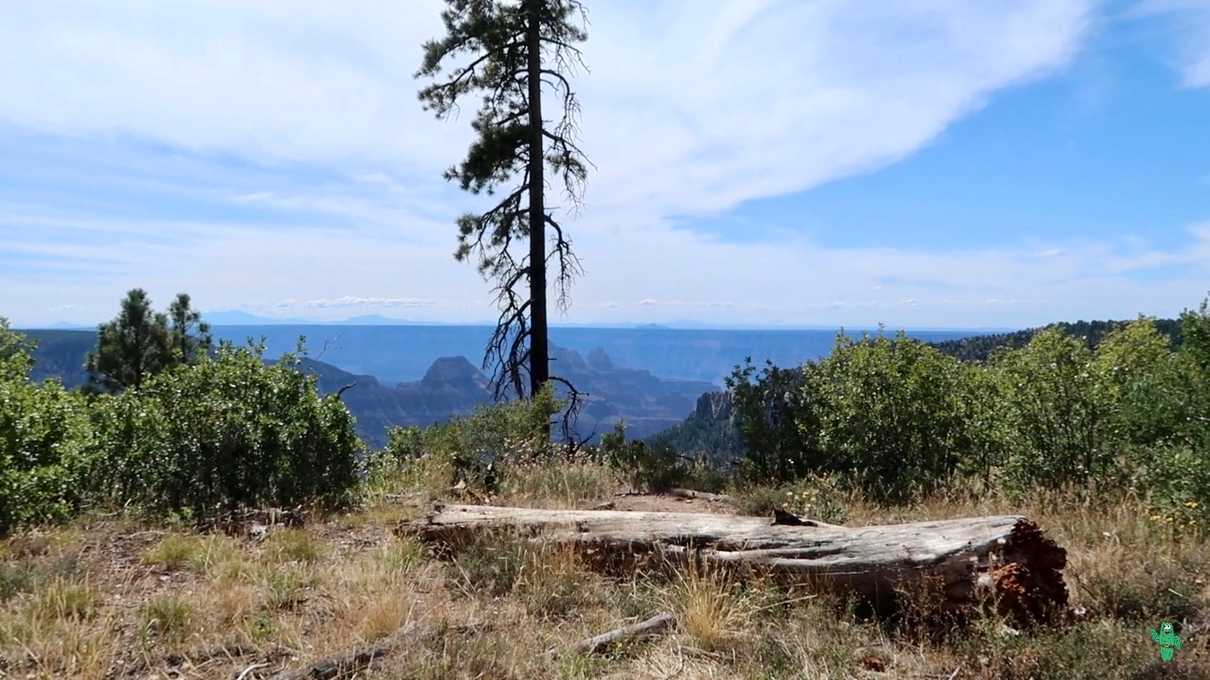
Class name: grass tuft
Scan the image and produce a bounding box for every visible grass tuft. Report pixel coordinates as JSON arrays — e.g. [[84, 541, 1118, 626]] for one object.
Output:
[[264, 528, 325, 564], [664, 562, 756, 653], [143, 533, 202, 571], [139, 594, 194, 643]]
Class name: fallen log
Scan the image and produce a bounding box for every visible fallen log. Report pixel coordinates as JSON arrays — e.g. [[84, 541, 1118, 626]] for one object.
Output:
[[546, 612, 674, 657], [401, 504, 1068, 624]]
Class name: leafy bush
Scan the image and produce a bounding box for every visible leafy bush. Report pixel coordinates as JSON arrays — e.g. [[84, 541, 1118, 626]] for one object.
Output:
[[600, 423, 680, 491], [1179, 294, 1210, 373], [990, 329, 1109, 491], [726, 358, 818, 483], [1141, 446, 1210, 532], [0, 321, 99, 535], [736, 475, 848, 524], [0, 317, 34, 381], [726, 334, 988, 498], [372, 385, 561, 496], [1094, 319, 1198, 448], [720, 303, 1210, 504], [811, 333, 980, 498], [94, 344, 361, 519]]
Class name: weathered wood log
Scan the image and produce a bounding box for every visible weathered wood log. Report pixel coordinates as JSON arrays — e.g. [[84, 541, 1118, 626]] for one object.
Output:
[[401, 504, 1068, 623], [546, 612, 674, 657]]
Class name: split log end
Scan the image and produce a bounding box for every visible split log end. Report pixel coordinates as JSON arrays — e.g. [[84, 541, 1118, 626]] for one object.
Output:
[[990, 519, 1068, 624]]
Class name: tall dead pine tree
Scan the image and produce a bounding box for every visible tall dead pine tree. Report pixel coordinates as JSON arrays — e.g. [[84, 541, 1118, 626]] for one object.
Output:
[[418, 0, 589, 413]]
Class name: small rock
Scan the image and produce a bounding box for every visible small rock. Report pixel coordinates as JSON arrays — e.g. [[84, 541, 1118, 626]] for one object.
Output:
[[249, 523, 269, 542]]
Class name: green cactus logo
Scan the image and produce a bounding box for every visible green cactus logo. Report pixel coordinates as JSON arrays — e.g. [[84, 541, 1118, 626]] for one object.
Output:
[[1149, 621, 1182, 663]]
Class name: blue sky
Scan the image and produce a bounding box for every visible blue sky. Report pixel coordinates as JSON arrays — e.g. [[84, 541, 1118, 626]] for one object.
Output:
[[1, 0, 1208, 329]]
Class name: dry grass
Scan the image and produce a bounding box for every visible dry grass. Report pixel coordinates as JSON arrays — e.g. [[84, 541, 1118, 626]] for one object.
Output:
[[0, 482, 1206, 679], [496, 460, 618, 509], [664, 562, 757, 653], [263, 527, 325, 564]]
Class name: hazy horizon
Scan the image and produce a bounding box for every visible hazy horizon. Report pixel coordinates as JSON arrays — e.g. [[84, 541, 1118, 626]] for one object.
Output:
[[18, 310, 1020, 334]]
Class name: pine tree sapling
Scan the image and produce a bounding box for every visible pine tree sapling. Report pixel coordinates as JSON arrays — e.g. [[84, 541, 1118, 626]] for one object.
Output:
[[86, 289, 211, 391]]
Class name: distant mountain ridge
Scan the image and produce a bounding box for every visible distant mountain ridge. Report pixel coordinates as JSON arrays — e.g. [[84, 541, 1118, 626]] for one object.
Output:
[[200, 311, 426, 326], [297, 345, 713, 446], [18, 329, 712, 447], [23, 330, 92, 387], [202, 325, 977, 385]]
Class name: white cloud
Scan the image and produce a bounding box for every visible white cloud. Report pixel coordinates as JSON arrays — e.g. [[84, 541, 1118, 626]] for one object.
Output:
[[296, 296, 434, 309], [1133, 0, 1210, 87], [5, 208, 1210, 328], [0, 1, 1093, 216], [579, 1, 1095, 216], [21, 0, 1210, 331], [635, 298, 736, 308]]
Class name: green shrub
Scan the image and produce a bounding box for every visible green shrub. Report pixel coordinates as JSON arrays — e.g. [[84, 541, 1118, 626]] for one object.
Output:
[[811, 333, 980, 498], [0, 321, 99, 534], [0, 317, 34, 381], [992, 329, 1110, 491], [725, 333, 987, 498], [1141, 446, 1210, 532], [726, 358, 819, 483], [1094, 319, 1198, 448], [736, 475, 848, 524], [776, 475, 849, 524], [373, 385, 561, 496], [717, 301, 1210, 504], [93, 344, 361, 520], [600, 423, 681, 492]]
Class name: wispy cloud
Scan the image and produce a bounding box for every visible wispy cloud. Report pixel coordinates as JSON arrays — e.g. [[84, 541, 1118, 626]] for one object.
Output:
[[12, 1, 1209, 331], [1133, 0, 1210, 87], [293, 296, 435, 309], [0, 1, 1094, 217], [636, 298, 737, 308]]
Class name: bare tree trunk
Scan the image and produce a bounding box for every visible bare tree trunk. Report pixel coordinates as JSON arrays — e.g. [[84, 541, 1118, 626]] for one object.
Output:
[[525, 0, 549, 403], [402, 504, 1069, 623]]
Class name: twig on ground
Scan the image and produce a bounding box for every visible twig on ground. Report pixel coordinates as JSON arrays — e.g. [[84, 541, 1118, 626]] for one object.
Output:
[[236, 662, 270, 680], [266, 624, 418, 680], [545, 612, 674, 657]]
